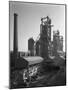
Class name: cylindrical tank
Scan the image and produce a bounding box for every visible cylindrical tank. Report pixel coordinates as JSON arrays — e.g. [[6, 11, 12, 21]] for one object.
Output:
[[28, 37, 34, 56]]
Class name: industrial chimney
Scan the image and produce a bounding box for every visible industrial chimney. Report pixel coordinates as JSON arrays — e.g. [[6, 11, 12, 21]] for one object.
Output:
[[13, 13, 18, 68], [13, 13, 18, 53]]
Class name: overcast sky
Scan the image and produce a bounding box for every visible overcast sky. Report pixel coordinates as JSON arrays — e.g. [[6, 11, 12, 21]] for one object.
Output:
[[9, 1, 65, 52]]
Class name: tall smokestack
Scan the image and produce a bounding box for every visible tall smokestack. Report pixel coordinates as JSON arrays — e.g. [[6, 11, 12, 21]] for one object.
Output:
[[13, 13, 18, 69], [13, 13, 18, 53]]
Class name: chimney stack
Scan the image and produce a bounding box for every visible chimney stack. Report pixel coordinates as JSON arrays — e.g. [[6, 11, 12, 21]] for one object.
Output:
[[13, 13, 18, 68], [13, 13, 18, 53]]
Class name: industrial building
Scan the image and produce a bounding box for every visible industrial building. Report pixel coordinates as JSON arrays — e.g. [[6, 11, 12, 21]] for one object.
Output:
[[40, 16, 52, 58], [53, 30, 63, 56], [13, 56, 43, 86], [58, 36, 63, 51], [28, 16, 53, 58], [35, 40, 40, 56]]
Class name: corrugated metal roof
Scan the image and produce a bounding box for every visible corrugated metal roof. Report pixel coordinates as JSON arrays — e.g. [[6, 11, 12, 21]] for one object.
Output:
[[23, 56, 43, 65]]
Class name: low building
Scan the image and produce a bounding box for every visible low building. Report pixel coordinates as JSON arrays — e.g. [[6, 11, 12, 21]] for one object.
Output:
[[12, 56, 43, 86]]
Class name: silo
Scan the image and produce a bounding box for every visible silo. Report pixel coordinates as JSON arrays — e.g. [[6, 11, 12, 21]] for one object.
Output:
[[28, 37, 34, 56]]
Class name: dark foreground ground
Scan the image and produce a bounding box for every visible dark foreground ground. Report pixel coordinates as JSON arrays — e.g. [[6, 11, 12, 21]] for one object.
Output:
[[10, 56, 66, 89], [30, 67, 66, 87], [30, 56, 66, 87]]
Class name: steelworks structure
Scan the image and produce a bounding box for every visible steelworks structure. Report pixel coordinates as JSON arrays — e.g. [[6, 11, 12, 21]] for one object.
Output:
[[40, 16, 53, 58], [29, 16, 53, 58], [53, 30, 63, 56]]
